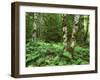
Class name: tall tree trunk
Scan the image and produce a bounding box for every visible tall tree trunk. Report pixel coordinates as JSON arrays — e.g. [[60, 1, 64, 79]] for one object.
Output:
[[76, 15, 84, 46], [62, 14, 68, 51], [84, 15, 89, 43], [32, 13, 37, 42], [62, 14, 80, 53], [39, 14, 43, 40], [70, 15, 80, 48]]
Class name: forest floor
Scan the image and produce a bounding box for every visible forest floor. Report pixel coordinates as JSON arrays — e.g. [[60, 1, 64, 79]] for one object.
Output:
[[26, 40, 89, 67]]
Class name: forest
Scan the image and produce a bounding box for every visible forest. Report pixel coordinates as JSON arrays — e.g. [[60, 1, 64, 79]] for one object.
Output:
[[26, 12, 90, 67]]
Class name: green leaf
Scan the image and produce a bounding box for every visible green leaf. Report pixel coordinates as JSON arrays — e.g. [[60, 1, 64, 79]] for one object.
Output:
[[63, 51, 72, 59], [81, 61, 89, 64], [76, 58, 82, 64]]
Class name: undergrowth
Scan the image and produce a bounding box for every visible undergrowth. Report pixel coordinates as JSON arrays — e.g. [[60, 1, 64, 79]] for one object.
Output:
[[26, 40, 89, 67]]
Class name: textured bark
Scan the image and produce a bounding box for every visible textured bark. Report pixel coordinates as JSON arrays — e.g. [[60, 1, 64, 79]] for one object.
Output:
[[32, 13, 37, 42], [62, 14, 68, 51], [70, 15, 80, 48], [62, 15, 80, 52]]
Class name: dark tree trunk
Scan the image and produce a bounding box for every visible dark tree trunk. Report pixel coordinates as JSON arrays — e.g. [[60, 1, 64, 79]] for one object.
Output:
[[62, 14, 68, 51], [84, 15, 89, 43]]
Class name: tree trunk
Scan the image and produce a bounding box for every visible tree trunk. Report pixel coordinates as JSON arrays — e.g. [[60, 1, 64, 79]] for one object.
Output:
[[62, 14, 68, 51], [84, 15, 89, 43], [70, 15, 80, 48], [62, 14, 80, 53], [39, 14, 43, 40], [32, 13, 37, 42]]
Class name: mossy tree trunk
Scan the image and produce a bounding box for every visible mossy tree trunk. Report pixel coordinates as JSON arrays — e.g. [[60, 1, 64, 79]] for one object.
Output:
[[63, 15, 80, 53]]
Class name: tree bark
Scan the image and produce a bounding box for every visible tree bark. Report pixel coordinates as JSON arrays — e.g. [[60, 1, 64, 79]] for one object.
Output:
[[70, 15, 80, 48], [84, 16, 89, 43], [62, 14, 80, 53], [32, 13, 37, 42], [62, 14, 68, 51], [39, 14, 43, 40]]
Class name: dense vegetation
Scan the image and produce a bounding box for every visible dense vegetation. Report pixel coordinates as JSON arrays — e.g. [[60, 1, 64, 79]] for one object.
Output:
[[26, 12, 90, 67]]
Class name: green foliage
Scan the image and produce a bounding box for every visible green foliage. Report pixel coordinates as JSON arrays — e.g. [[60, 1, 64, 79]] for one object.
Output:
[[66, 15, 74, 41], [73, 46, 89, 65], [26, 13, 90, 67], [26, 40, 89, 67], [63, 51, 72, 59], [26, 40, 63, 66], [26, 13, 34, 42], [42, 13, 63, 42]]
